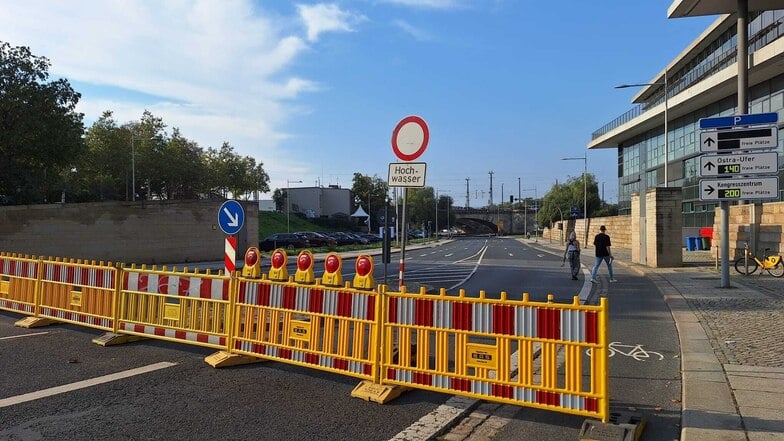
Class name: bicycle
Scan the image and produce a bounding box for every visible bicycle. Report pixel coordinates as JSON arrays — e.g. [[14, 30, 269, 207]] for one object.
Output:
[[733, 241, 784, 278]]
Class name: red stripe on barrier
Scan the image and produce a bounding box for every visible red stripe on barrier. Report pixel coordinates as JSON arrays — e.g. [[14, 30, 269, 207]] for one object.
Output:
[[305, 353, 319, 365], [364, 364, 372, 375], [415, 298, 433, 327], [387, 368, 396, 379], [9, 260, 17, 276], [366, 295, 375, 321], [122, 271, 129, 289], [255, 343, 265, 354], [586, 398, 598, 412], [337, 292, 352, 317], [493, 304, 514, 335], [179, 277, 191, 296], [137, 274, 149, 292], [259, 283, 271, 306], [308, 289, 324, 313], [536, 391, 559, 406], [196, 334, 209, 343], [585, 311, 598, 344], [96, 269, 104, 288], [279, 349, 292, 360], [388, 298, 398, 323], [282, 285, 297, 310], [333, 359, 348, 371], [67, 266, 75, 284], [451, 378, 471, 392], [175, 330, 186, 340], [158, 275, 169, 294], [133, 324, 145, 333], [414, 372, 432, 386], [222, 280, 229, 300], [537, 308, 561, 340], [199, 278, 211, 298], [154, 327, 166, 336], [492, 384, 513, 399], [453, 302, 472, 331], [238, 281, 247, 303]]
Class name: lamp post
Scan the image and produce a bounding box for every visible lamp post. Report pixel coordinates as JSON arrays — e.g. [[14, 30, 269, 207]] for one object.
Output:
[[562, 155, 588, 246], [131, 136, 152, 201], [615, 73, 669, 187], [287, 179, 302, 233]]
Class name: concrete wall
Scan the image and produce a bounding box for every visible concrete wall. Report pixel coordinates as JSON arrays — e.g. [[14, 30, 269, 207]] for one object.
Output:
[[646, 187, 683, 268], [0, 200, 259, 264], [543, 214, 632, 250]]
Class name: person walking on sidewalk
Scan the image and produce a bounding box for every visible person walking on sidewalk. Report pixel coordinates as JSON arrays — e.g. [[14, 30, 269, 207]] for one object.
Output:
[[591, 225, 616, 283], [563, 231, 581, 280]]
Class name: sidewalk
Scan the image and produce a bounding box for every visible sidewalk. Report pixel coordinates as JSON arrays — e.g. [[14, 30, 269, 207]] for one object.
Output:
[[535, 239, 784, 440]]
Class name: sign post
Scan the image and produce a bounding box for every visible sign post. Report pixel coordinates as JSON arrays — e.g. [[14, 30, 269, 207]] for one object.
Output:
[[390, 116, 429, 289], [218, 200, 245, 276]]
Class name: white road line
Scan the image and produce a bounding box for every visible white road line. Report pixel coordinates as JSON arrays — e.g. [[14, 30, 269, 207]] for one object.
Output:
[[0, 332, 50, 340], [0, 361, 177, 408], [508, 253, 514, 257], [444, 253, 454, 257], [447, 244, 488, 291]]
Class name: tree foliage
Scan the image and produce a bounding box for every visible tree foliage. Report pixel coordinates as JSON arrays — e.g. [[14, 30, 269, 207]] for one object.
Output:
[[537, 174, 601, 227], [0, 42, 85, 204], [350, 173, 389, 230]]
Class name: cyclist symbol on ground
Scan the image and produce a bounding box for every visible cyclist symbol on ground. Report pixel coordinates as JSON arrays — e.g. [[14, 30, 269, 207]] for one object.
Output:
[[587, 342, 665, 362]]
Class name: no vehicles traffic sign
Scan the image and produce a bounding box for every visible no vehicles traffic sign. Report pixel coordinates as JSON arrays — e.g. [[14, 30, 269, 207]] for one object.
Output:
[[391, 116, 429, 161]]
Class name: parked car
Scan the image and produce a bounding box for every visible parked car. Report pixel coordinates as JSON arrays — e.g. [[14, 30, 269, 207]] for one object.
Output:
[[259, 233, 310, 251], [295, 231, 338, 247], [321, 231, 358, 246], [344, 232, 369, 245], [357, 232, 383, 243]]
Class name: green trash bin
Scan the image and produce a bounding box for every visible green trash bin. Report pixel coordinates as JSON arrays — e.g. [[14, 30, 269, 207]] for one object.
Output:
[[701, 236, 711, 249]]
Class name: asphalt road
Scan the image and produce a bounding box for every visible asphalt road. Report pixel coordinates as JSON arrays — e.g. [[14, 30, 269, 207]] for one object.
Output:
[[0, 237, 682, 440]]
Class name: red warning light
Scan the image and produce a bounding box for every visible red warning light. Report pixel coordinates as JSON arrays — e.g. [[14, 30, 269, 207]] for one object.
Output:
[[297, 253, 312, 271], [245, 248, 259, 266], [272, 251, 286, 269], [356, 256, 372, 276], [325, 254, 340, 273]]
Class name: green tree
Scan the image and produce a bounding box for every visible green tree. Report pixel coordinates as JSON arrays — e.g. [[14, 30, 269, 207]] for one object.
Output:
[[406, 187, 436, 230], [0, 42, 85, 204], [351, 173, 389, 230], [537, 174, 601, 227]]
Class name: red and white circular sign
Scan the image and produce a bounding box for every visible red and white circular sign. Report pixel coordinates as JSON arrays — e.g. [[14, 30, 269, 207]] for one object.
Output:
[[391, 115, 429, 161]]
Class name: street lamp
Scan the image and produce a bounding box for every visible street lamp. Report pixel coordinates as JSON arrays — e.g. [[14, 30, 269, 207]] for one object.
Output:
[[131, 136, 152, 201], [615, 73, 669, 187], [287, 179, 302, 233], [562, 155, 588, 246]]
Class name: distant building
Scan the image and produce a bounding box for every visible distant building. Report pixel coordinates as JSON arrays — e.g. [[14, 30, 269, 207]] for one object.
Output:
[[286, 185, 351, 219], [258, 200, 275, 211]]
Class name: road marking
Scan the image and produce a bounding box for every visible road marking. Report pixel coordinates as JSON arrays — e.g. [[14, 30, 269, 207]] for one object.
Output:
[[0, 362, 177, 408], [447, 244, 488, 291], [444, 253, 454, 257], [0, 331, 50, 340], [508, 253, 514, 257]]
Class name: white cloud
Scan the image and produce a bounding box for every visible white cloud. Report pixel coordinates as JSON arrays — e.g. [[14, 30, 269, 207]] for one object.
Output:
[[379, 0, 466, 9], [392, 19, 433, 41], [296, 3, 366, 42]]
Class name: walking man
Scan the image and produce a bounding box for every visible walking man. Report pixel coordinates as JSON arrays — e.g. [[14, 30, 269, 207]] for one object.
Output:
[[591, 225, 616, 283]]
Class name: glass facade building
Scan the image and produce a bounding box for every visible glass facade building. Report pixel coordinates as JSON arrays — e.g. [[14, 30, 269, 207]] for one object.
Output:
[[590, 10, 784, 228]]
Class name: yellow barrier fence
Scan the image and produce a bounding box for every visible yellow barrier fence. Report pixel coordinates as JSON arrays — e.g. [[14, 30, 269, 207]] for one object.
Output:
[[229, 276, 380, 381], [35, 258, 118, 330], [116, 265, 232, 349], [375, 288, 609, 422], [0, 253, 39, 316]]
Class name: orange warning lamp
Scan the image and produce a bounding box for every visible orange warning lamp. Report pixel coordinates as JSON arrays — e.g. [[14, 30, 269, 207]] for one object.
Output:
[[241, 247, 262, 278], [268, 248, 289, 281], [352, 254, 374, 290], [294, 250, 315, 283], [321, 253, 343, 287]]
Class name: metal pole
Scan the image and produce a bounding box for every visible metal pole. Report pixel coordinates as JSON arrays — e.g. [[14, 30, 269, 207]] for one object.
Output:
[[583, 155, 588, 247], [399, 188, 407, 289], [287, 182, 291, 233], [664, 72, 669, 187], [131, 138, 136, 202], [435, 189, 438, 241]]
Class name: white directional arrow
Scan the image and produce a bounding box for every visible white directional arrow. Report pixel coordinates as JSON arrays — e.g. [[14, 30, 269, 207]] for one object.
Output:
[[223, 207, 240, 227]]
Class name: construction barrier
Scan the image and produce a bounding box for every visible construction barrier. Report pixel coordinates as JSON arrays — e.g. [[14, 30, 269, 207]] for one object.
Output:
[[115, 265, 232, 349], [0, 253, 39, 315], [362, 288, 609, 422], [228, 276, 380, 380], [0, 248, 609, 422], [33, 258, 118, 330]]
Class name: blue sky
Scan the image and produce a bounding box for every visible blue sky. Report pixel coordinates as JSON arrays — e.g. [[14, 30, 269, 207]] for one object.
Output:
[[0, 1, 716, 206]]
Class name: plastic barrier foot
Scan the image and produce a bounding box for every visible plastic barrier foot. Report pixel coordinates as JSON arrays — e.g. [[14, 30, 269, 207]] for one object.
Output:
[[92, 332, 147, 347], [15, 317, 57, 328], [351, 380, 409, 404], [204, 350, 266, 368], [579, 411, 645, 441]]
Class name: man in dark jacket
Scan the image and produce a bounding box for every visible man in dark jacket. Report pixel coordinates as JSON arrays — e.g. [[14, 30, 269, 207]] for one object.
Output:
[[590, 225, 616, 283]]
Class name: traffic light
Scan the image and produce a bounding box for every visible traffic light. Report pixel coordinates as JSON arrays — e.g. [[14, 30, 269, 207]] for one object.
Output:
[[321, 253, 343, 287], [241, 247, 261, 278], [352, 255, 374, 290], [268, 249, 289, 281], [294, 250, 315, 284], [510, 195, 514, 203]]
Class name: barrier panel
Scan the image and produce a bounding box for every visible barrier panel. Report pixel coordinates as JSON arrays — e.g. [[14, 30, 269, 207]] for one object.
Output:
[[373, 288, 609, 422], [228, 277, 380, 381], [0, 253, 39, 315], [35, 258, 118, 330], [115, 265, 231, 349]]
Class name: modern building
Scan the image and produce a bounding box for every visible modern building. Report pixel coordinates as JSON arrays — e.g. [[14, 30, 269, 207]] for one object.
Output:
[[286, 185, 351, 219], [589, 3, 784, 228]]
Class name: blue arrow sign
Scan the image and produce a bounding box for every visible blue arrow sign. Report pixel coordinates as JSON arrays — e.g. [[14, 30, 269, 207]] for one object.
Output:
[[699, 112, 778, 129], [218, 200, 245, 235]]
